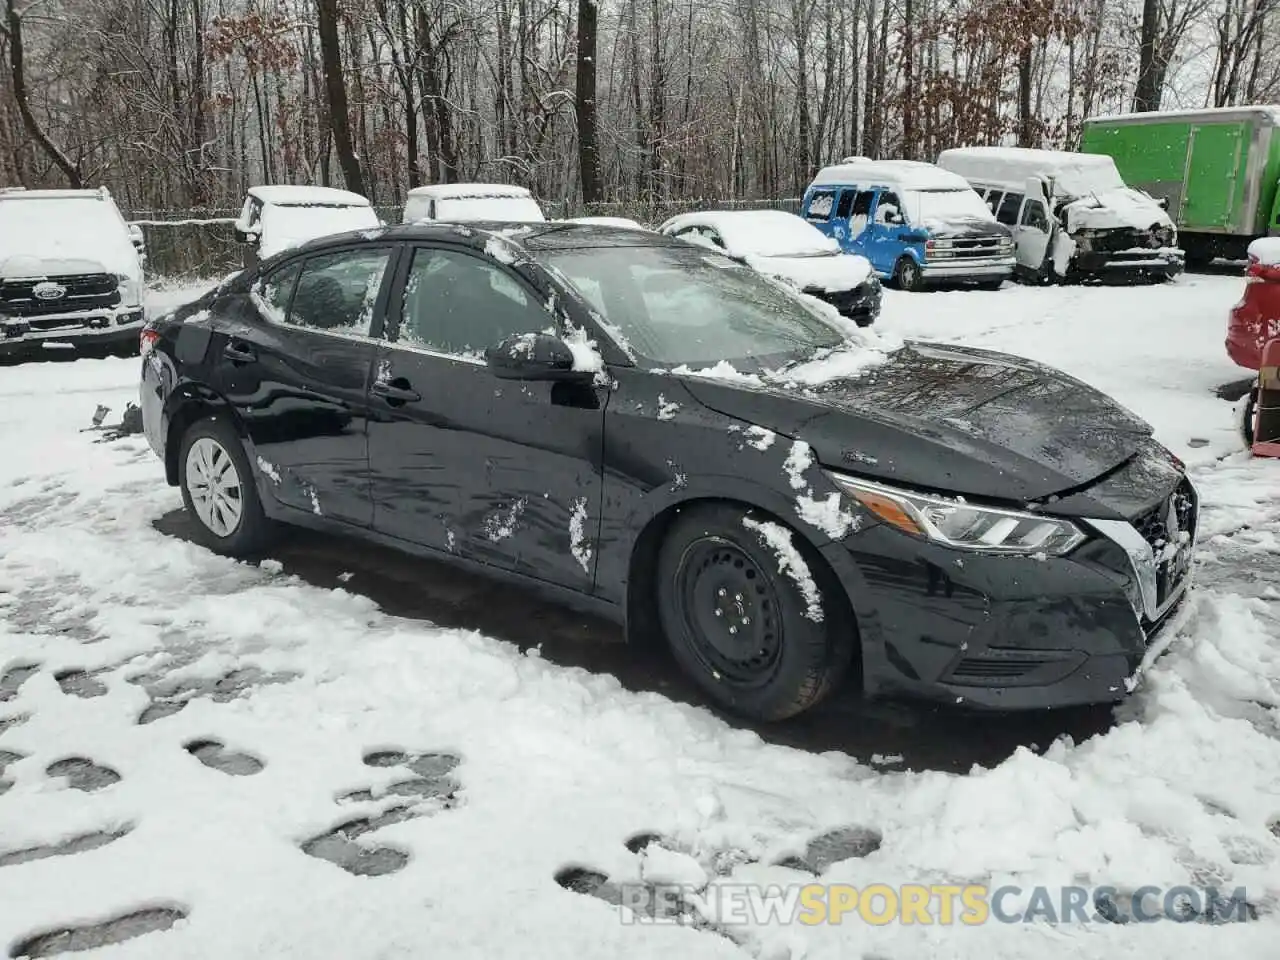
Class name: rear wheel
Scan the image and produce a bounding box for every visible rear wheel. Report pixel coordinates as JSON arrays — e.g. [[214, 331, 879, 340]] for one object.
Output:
[[893, 257, 924, 291], [655, 503, 854, 721], [178, 416, 273, 557], [1238, 386, 1259, 448]]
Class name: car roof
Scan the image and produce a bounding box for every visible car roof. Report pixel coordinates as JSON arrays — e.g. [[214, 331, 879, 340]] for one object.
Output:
[[0, 187, 115, 202], [809, 159, 970, 191], [248, 185, 371, 207], [937, 146, 1120, 183], [275, 221, 684, 261], [406, 183, 534, 201]]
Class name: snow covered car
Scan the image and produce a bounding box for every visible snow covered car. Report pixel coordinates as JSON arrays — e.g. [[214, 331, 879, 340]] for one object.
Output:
[[140, 222, 1198, 720], [564, 216, 649, 231], [235, 186, 381, 268], [0, 187, 146, 359], [403, 183, 545, 224], [938, 147, 1183, 283], [660, 210, 881, 326]]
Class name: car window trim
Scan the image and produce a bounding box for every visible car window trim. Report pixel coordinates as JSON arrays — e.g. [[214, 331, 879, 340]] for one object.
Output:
[[254, 242, 398, 342], [382, 239, 558, 361]]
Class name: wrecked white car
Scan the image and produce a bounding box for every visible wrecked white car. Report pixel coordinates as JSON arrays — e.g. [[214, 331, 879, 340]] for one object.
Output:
[[938, 146, 1183, 283], [0, 187, 146, 359], [235, 185, 381, 268]]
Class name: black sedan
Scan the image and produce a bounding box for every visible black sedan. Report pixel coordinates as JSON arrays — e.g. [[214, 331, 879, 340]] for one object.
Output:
[[139, 222, 1198, 720]]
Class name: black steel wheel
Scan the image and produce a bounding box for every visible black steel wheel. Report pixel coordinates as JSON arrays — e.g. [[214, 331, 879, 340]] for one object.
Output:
[[655, 503, 854, 721]]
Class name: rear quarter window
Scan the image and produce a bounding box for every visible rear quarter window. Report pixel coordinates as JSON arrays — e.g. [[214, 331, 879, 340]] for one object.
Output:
[[806, 190, 836, 222]]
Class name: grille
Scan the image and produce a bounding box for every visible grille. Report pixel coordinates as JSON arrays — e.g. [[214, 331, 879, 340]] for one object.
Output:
[[940, 237, 1006, 260], [950, 656, 1045, 680], [0, 273, 120, 317]]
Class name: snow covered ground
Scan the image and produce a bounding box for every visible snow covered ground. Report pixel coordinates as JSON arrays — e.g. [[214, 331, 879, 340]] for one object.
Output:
[[0, 275, 1277, 959]]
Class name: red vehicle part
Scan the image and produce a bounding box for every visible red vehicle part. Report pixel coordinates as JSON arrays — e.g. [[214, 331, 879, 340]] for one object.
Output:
[[1253, 339, 1280, 457], [1227, 257, 1280, 371]]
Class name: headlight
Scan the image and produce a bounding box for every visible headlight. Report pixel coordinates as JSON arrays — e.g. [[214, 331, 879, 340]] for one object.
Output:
[[828, 472, 1087, 555]]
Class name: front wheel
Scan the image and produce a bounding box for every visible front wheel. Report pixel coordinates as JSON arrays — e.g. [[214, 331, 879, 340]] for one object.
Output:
[[655, 504, 854, 721], [178, 416, 273, 557], [894, 257, 924, 292]]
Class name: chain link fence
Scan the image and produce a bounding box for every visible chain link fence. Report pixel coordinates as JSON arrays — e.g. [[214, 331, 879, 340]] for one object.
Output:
[[127, 197, 804, 279]]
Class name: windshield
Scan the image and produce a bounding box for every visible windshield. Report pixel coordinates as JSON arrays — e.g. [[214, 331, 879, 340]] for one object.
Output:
[[258, 204, 380, 258], [1051, 162, 1127, 199], [0, 197, 133, 267], [539, 245, 845, 368], [902, 189, 995, 225], [436, 196, 545, 223], [717, 212, 839, 258]]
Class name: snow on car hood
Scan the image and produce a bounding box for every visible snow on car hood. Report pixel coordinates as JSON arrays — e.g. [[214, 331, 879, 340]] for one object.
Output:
[[744, 252, 874, 293], [1248, 236, 1280, 265], [0, 209, 140, 280], [258, 204, 382, 259], [1061, 187, 1173, 234], [678, 340, 1153, 503]]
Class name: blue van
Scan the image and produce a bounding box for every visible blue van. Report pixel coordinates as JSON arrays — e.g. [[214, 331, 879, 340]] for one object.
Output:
[[801, 159, 1015, 290]]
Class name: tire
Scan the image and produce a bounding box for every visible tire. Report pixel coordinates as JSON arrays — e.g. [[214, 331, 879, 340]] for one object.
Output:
[[178, 415, 273, 557], [1237, 386, 1259, 449], [975, 279, 1004, 291], [893, 257, 924, 291], [655, 503, 854, 721]]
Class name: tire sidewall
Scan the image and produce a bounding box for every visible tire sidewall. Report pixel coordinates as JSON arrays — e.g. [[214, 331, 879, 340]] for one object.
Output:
[[1237, 386, 1259, 449], [656, 505, 849, 720], [178, 416, 269, 556], [895, 257, 922, 291]]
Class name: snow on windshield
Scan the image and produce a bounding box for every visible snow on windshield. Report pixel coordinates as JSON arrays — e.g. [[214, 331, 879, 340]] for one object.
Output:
[[0, 196, 137, 277], [435, 196, 545, 223], [258, 204, 381, 258], [713, 212, 839, 257], [1050, 161, 1127, 199], [902, 189, 995, 225]]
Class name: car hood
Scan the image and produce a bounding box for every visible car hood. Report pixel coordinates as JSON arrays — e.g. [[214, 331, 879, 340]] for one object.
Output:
[[1060, 187, 1174, 235], [920, 218, 1012, 240], [679, 341, 1153, 503], [742, 252, 873, 293]]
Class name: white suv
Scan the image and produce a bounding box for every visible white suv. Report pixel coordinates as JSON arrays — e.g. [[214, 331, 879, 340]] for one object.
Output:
[[0, 187, 146, 359]]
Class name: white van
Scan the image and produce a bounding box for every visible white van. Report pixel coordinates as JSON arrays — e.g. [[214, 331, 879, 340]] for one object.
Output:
[[936, 146, 1183, 282], [403, 184, 545, 224]]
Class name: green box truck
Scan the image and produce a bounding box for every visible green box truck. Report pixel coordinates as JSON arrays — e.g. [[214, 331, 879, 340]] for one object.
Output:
[[1080, 106, 1280, 265]]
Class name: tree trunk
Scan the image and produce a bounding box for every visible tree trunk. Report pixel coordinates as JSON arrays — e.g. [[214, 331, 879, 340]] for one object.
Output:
[[574, 0, 601, 204], [316, 0, 365, 195], [1017, 16, 1033, 146], [1134, 0, 1162, 111], [5, 1, 81, 187]]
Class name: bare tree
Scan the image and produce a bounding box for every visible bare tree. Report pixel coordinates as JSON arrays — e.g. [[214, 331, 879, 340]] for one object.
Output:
[[316, 0, 364, 194]]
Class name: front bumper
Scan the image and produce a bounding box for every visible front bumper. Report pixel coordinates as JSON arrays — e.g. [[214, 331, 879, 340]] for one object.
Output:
[[0, 309, 145, 356], [830, 479, 1198, 710], [1074, 249, 1184, 277], [920, 255, 1016, 282]]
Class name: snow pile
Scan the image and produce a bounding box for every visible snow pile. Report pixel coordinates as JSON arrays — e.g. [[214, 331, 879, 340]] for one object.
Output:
[[668, 360, 762, 385], [742, 516, 825, 622], [742, 251, 873, 294], [1248, 237, 1280, 266], [655, 395, 679, 421], [783, 440, 862, 541], [569, 496, 592, 574]]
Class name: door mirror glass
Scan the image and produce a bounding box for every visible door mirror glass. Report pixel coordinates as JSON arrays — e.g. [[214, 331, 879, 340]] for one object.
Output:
[[485, 332, 590, 381], [235, 227, 259, 245], [127, 224, 146, 249]]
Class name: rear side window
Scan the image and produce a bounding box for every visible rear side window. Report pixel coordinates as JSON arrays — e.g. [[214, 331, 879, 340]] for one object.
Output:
[[835, 191, 854, 219], [995, 192, 1023, 226], [253, 261, 302, 324], [852, 191, 874, 216], [806, 190, 836, 221], [288, 247, 391, 336]]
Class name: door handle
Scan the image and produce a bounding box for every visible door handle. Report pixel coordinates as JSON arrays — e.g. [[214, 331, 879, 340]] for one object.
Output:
[[223, 340, 257, 363], [371, 377, 422, 405]]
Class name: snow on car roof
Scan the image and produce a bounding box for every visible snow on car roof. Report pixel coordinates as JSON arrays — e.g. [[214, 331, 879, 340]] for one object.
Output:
[[247, 185, 371, 207], [809, 159, 969, 191], [661, 209, 838, 257], [937, 147, 1124, 189], [1084, 105, 1280, 126], [407, 182, 534, 201], [0, 187, 115, 202]]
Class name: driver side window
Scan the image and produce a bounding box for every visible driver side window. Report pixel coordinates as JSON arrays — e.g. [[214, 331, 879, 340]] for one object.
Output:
[[1020, 200, 1050, 233], [397, 247, 553, 359], [876, 192, 903, 224]]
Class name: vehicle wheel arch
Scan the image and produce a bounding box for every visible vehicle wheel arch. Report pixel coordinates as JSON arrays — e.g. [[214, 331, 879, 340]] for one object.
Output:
[[624, 492, 863, 687], [163, 386, 251, 486]]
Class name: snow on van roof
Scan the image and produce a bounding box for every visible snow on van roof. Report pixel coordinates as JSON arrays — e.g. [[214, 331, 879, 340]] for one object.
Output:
[[1084, 105, 1280, 126], [407, 183, 534, 200], [247, 185, 371, 207], [937, 146, 1125, 192], [810, 159, 970, 191]]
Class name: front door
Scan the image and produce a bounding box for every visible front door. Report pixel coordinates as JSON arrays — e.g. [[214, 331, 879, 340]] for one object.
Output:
[[1015, 197, 1053, 274], [370, 243, 606, 592], [213, 244, 393, 526]]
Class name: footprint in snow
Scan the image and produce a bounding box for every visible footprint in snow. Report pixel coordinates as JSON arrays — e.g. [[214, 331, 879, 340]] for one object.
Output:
[[0, 826, 133, 868], [0, 664, 39, 703], [0, 749, 25, 796], [300, 748, 462, 877], [9, 906, 186, 958], [132, 664, 300, 726], [772, 825, 883, 873], [45, 757, 120, 792], [184, 739, 264, 776], [54, 669, 109, 699]]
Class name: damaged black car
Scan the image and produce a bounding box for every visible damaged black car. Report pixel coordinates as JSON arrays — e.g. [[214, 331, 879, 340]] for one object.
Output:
[[139, 222, 1198, 721]]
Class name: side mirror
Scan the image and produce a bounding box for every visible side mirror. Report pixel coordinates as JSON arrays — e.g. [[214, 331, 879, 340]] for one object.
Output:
[[128, 224, 145, 250], [901, 229, 929, 243], [485, 332, 592, 382], [234, 227, 259, 246], [1156, 197, 1170, 210]]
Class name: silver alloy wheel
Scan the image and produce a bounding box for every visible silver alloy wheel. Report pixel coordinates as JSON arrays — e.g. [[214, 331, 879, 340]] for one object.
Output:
[[185, 436, 243, 538]]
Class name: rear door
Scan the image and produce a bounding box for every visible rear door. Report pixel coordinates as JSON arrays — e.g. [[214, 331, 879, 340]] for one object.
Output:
[[370, 243, 606, 592], [214, 244, 393, 526], [1184, 122, 1246, 231]]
